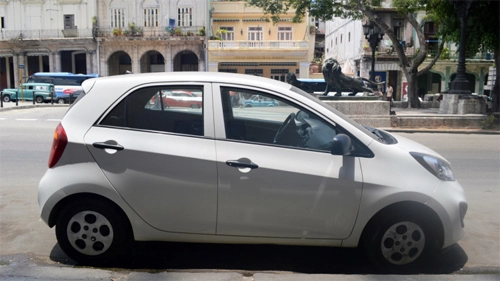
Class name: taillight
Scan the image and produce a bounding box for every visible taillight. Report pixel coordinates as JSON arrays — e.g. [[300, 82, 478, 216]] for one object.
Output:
[[48, 123, 68, 168], [63, 89, 74, 94]]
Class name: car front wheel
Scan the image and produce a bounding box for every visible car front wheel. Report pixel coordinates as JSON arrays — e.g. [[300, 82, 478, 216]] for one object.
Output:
[[363, 211, 438, 272], [2, 95, 11, 102], [57, 99, 65, 104], [55, 198, 131, 265], [35, 95, 44, 103]]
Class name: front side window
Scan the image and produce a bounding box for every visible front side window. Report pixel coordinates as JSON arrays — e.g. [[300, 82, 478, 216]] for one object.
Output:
[[177, 7, 192, 27], [100, 86, 203, 136], [220, 87, 337, 152]]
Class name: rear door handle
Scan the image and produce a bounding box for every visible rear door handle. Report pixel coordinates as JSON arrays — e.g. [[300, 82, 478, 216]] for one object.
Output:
[[226, 159, 259, 169], [93, 141, 124, 151]]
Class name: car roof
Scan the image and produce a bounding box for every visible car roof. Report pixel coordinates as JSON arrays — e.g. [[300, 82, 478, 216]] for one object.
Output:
[[82, 72, 291, 94], [23, 83, 54, 86]]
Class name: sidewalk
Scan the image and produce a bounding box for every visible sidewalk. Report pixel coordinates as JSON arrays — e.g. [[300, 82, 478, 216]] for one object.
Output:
[[386, 107, 500, 134]]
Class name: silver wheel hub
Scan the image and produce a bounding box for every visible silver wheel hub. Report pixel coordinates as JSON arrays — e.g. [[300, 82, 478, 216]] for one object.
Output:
[[67, 211, 114, 256], [381, 221, 425, 265]]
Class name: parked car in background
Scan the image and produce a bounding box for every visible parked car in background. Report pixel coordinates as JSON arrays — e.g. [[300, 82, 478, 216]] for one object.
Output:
[[243, 95, 279, 107], [1, 83, 55, 103], [163, 90, 202, 108], [39, 72, 467, 272], [55, 89, 82, 104]]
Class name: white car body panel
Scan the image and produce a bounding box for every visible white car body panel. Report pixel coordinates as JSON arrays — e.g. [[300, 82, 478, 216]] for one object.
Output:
[[38, 72, 466, 259]]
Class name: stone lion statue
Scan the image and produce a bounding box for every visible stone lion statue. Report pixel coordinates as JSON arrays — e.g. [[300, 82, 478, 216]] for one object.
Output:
[[322, 57, 384, 96]]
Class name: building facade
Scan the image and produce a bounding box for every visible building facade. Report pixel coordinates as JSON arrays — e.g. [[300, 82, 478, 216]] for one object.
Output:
[[96, 0, 208, 76], [0, 0, 209, 90], [0, 0, 98, 89], [207, 1, 314, 81]]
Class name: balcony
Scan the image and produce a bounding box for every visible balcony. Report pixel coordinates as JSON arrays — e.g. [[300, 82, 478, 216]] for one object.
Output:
[[1, 28, 93, 40], [96, 26, 205, 40], [208, 40, 309, 50]]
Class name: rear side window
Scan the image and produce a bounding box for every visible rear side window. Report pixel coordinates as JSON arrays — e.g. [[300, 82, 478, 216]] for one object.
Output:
[[100, 86, 204, 136]]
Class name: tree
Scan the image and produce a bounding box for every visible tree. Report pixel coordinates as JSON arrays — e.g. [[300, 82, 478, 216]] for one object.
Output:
[[430, 0, 499, 112], [246, 0, 449, 108]]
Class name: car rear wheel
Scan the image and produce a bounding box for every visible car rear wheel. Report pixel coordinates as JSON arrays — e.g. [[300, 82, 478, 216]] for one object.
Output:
[[2, 95, 11, 103], [35, 95, 44, 103], [57, 99, 66, 104], [55, 198, 132, 265], [362, 211, 438, 272], [190, 104, 200, 109]]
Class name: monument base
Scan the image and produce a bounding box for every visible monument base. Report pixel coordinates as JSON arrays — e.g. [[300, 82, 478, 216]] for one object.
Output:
[[438, 94, 486, 114]]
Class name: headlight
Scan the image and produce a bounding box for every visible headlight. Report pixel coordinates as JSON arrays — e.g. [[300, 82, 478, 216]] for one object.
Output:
[[410, 152, 455, 181]]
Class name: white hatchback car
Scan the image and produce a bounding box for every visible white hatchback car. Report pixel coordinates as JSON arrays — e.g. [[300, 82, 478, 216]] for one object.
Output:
[[38, 72, 467, 270]]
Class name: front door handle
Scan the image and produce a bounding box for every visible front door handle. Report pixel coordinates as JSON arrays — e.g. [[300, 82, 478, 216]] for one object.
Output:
[[93, 141, 124, 151], [226, 159, 259, 169]]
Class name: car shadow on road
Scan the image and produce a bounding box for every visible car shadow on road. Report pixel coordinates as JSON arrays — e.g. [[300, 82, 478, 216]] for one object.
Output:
[[50, 241, 468, 274]]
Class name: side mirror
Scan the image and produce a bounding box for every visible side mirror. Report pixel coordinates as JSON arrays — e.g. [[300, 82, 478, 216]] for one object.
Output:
[[331, 134, 352, 156]]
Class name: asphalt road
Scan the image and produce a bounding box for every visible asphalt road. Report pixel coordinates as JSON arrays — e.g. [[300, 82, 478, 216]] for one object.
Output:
[[0, 106, 499, 280]]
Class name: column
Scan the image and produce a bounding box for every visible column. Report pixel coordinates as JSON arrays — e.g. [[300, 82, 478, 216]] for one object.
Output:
[[208, 62, 218, 72], [299, 62, 310, 79], [86, 51, 93, 74], [165, 47, 172, 72], [54, 52, 62, 72], [132, 46, 140, 74], [49, 52, 55, 72], [5, 57, 12, 88], [38, 56, 44, 72]]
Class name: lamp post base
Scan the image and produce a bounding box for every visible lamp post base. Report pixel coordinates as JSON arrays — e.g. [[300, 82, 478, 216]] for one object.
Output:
[[448, 78, 471, 95]]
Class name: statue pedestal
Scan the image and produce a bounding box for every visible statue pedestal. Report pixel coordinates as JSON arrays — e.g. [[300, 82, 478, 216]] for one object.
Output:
[[439, 94, 486, 114]]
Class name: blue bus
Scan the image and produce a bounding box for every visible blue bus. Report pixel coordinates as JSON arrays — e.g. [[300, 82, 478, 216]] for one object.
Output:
[[27, 72, 98, 100]]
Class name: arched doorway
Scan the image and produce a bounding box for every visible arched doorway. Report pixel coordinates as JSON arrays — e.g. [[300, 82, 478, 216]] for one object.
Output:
[[418, 71, 442, 98], [140, 51, 165, 73], [173, 50, 198, 71], [108, 51, 132, 76]]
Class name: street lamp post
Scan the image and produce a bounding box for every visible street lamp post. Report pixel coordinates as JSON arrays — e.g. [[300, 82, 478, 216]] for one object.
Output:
[[448, 0, 474, 95], [363, 20, 385, 84]]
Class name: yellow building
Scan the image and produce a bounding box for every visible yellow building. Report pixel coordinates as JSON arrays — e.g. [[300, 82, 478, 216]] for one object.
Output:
[[208, 1, 314, 81]]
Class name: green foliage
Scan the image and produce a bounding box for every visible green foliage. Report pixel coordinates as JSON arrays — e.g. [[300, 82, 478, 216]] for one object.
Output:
[[428, 0, 499, 57], [481, 115, 499, 130], [198, 27, 206, 36], [439, 47, 450, 60], [245, 0, 363, 22]]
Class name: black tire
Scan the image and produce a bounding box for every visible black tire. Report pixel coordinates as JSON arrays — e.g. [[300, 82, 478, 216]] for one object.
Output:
[[55, 198, 132, 266], [362, 211, 438, 272], [35, 95, 44, 103], [2, 95, 11, 103], [57, 99, 66, 104]]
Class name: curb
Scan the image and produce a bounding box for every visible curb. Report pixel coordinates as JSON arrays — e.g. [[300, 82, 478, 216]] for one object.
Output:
[[0, 104, 69, 111]]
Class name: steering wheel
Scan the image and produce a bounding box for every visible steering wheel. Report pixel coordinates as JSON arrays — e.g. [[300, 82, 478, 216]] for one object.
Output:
[[273, 113, 296, 144]]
